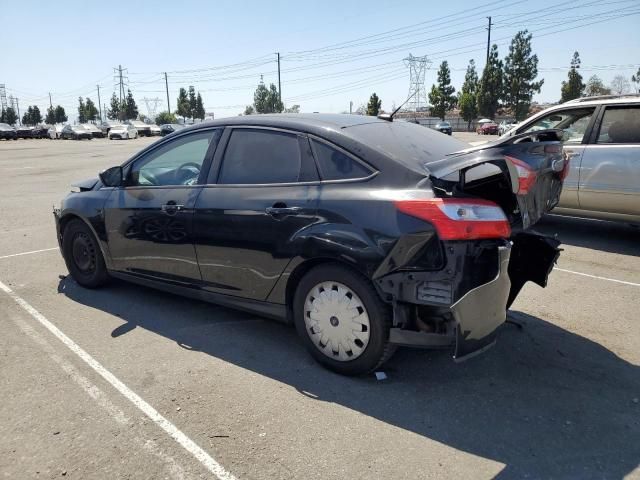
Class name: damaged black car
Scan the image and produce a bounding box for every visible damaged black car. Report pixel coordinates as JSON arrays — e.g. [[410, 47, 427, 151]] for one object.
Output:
[[53, 114, 567, 375]]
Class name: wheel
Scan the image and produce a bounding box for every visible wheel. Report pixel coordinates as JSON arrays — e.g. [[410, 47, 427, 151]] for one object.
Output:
[[293, 264, 395, 375], [62, 219, 109, 288]]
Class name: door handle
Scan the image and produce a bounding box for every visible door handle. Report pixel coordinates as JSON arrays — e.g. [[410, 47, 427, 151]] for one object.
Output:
[[265, 206, 302, 216], [161, 203, 185, 215], [564, 150, 581, 158]]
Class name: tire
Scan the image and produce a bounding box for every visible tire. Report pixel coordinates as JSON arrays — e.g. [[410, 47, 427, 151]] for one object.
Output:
[[62, 219, 109, 288], [293, 264, 395, 375]]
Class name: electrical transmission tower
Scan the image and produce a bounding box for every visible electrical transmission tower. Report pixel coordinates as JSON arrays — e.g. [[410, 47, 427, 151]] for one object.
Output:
[[143, 97, 162, 120], [113, 65, 129, 104], [403, 54, 431, 112], [0, 84, 7, 111]]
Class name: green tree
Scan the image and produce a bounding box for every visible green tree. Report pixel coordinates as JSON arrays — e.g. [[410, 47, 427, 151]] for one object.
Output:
[[366, 92, 382, 116], [477, 44, 503, 119], [54, 105, 67, 123], [22, 106, 32, 126], [560, 51, 585, 103], [632, 67, 640, 92], [155, 111, 177, 125], [32, 105, 42, 124], [124, 89, 138, 120], [77, 97, 87, 123], [459, 59, 479, 130], [107, 93, 121, 120], [5, 107, 18, 125], [195, 92, 205, 119], [188, 86, 197, 118], [284, 104, 300, 113], [85, 98, 99, 122], [176, 88, 190, 120], [584, 75, 611, 96], [502, 31, 543, 121], [45, 106, 56, 124], [243, 105, 255, 115], [253, 81, 282, 113], [428, 61, 456, 120]]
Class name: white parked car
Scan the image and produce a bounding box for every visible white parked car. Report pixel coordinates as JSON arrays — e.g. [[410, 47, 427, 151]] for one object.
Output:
[[149, 124, 161, 136], [48, 124, 64, 139], [108, 124, 138, 140]]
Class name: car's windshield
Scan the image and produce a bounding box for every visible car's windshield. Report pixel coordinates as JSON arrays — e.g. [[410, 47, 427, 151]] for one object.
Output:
[[111, 125, 126, 130]]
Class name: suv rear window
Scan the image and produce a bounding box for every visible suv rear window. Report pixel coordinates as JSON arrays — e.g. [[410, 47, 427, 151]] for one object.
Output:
[[596, 107, 640, 144], [311, 139, 372, 180]]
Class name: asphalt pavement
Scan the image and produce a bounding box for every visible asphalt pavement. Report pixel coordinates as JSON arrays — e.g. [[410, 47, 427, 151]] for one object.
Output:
[[1, 136, 638, 479]]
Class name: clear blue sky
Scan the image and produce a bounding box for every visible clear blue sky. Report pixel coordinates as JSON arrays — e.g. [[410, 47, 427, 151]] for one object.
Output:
[[2, 0, 639, 121]]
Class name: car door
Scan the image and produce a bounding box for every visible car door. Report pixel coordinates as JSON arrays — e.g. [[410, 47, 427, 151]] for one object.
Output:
[[193, 127, 320, 300], [103, 128, 222, 284], [516, 106, 597, 209], [578, 104, 640, 216]]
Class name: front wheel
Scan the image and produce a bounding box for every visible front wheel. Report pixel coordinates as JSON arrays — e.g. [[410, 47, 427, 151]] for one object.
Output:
[[62, 219, 110, 288], [293, 264, 394, 375]]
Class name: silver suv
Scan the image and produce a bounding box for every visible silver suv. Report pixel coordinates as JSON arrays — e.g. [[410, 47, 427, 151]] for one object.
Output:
[[501, 94, 640, 224]]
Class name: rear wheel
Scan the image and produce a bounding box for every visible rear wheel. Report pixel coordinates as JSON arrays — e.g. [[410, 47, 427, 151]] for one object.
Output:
[[293, 264, 394, 375], [62, 219, 109, 288]]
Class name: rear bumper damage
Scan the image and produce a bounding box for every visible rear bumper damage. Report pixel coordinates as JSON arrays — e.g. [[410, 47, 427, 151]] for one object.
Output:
[[376, 232, 560, 361]]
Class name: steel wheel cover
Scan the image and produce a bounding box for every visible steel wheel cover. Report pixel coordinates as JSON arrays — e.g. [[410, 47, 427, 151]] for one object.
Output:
[[304, 281, 371, 361]]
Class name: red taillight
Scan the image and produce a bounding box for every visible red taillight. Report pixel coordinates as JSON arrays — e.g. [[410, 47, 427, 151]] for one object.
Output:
[[395, 198, 511, 240], [506, 155, 537, 194]]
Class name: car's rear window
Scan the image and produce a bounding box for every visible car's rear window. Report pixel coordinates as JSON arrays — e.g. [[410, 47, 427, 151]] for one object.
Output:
[[343, 121, 467, 173], [310, 139, 372, 180]]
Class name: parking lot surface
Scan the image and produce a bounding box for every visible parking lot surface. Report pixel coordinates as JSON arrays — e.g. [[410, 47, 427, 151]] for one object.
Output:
[[1, 137, 639, 479]]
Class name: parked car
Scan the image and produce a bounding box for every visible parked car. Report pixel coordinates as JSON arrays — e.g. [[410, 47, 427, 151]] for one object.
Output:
[[61, 124, 92, 140], [48, 124, 64, 139], [16, 125, 34, 139], [53, 114, 566, 375], [477, 120, 499, 135], [160, 123, 185, 136], [0, 123, 17, 140], [498, 120, 517, 135], [82, 123, 104, 138], [149, 124, 161, 136], [108, 124, 138, 140], [126, 120, 151, 137], [31, 125, 51, 139], [501, 94, 640, 224], [434, 121, 452, 135], [100, 120, 121, 136]]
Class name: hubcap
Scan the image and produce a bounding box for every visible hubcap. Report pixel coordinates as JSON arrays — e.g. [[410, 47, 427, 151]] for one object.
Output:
[[304, 281, 370, 361], [71, 232, 96, 273]]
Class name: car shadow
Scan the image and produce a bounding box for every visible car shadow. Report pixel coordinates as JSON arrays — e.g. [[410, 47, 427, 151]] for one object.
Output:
[[57, 277, 640, 479], [537, 214, 640, 257]]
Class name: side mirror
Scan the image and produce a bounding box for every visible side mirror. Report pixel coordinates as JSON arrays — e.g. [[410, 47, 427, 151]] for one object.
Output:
[[99, 166, 124, 187]]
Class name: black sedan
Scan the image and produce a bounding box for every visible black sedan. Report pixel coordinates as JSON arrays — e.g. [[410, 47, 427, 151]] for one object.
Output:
[[16, 125, 34, 139], [53, 114, 566, 375], [61, 124, 92, 140], [434, 121, 452, 135], [32, 125, 52, 139], [160, 123, 186, 136], [0, 123, 17, 140]]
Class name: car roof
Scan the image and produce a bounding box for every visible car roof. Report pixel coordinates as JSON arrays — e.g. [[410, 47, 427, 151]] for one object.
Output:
[[563, 94, 640, 106]]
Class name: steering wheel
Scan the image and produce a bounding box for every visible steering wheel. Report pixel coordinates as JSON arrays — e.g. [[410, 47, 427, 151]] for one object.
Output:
[[174, 162, 202, 185]]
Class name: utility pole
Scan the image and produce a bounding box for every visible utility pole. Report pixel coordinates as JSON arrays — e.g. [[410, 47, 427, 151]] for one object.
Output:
[[119, 65, 124, 105], [16, 98, 20, 125], [97, 85, 102, 122], [49, 92, 53, 109], [276, 52, 282, 107], [164, 72, 170, 113], [349, 101, 353, 114], [486, 16, 492, 66]]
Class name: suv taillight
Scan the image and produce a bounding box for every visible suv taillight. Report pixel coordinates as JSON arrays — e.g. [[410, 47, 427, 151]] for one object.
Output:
[[395, 198, 511, 240], [505, 155, 537, 194]]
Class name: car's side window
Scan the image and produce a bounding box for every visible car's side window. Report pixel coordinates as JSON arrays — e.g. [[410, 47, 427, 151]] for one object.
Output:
[[218, 129, 315, 184], [127, 130, 219, 187], [596, 107, 640, 144], [310, 139, 372, 181], [521, 107, 595, 144]]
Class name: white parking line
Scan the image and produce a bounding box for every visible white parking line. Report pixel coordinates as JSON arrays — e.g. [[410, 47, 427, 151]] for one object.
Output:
[[0, 280, 237, 480], [554, 267, 640, 287], [0, 247, 58, 260]]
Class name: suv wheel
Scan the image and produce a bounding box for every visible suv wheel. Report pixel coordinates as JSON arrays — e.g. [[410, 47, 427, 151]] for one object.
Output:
[[62, 219, 110, 288]]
